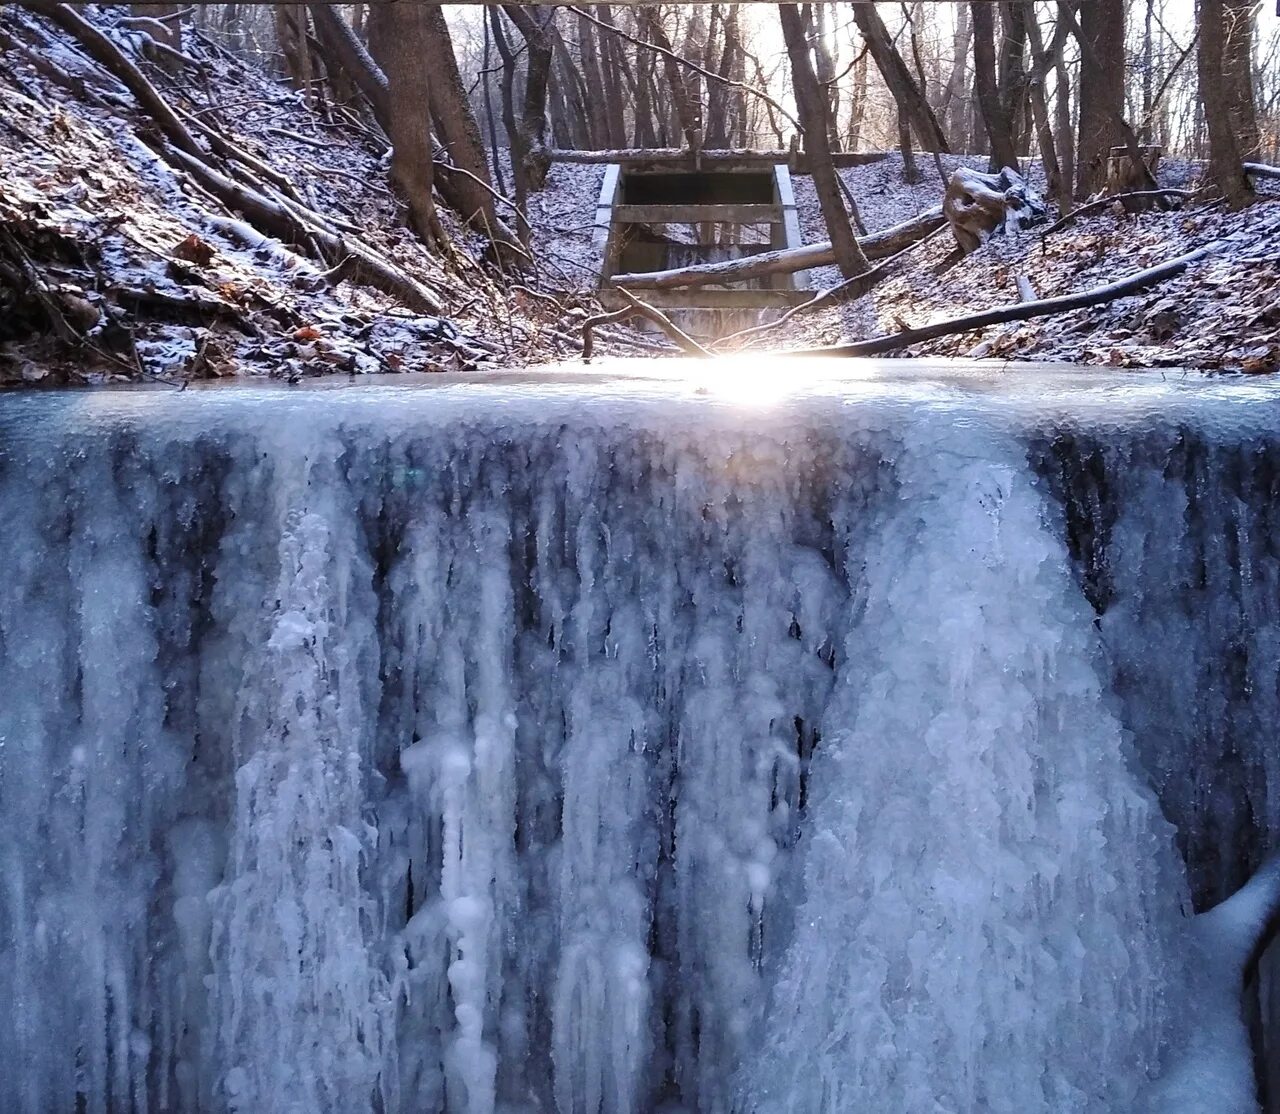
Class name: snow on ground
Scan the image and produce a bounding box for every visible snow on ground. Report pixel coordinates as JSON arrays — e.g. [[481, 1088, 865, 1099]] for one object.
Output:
[[525, 148, 1280, 372], [780, 153, 1280, 371], [2, 0, 1277, 382], [0, 7, 610, 385]]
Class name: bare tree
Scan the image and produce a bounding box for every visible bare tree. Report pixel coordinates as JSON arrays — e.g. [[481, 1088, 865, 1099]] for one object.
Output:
[[1199, 0, 1258, 206], [972, 2, 1017, 167], [779, 3, 868, 278], [1075, 0, 1125, 196]]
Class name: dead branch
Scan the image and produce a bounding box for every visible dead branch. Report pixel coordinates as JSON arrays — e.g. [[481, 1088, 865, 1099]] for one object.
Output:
[[785, 242, 1219, 358], [713, 225, 949, 348], [1244, 163, 1280, 182], [581, 289, 711, 361], [614, 288, 711, 356], [610, 206, 945, 291], [580, 306, 633, 361], [1040, 189, 1200, 240], [163, 144, 445, 313], [0, 225, 84, 344]]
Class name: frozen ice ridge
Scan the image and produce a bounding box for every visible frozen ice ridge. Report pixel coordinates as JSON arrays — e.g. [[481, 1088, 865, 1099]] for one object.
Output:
[[1, 373, 1279, 1113]]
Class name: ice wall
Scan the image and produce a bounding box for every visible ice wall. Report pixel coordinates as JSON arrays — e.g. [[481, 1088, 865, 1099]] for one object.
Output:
[[0, 373, 1277, 1114]]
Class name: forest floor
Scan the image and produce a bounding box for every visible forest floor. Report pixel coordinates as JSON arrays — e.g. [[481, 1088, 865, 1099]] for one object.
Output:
[[1, 4, 1278, 385], [546, 154, 1280, 372]]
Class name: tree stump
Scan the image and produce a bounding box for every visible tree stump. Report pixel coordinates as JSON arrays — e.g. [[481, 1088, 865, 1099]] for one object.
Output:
[[1106, 145, 1165, 209], [943, 166, 1046, 254]]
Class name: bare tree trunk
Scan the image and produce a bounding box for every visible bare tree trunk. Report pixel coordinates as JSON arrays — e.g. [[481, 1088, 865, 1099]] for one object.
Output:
[[633, 48, 658, 147], [1223, 0, 1260, 158], [812, 2, 840, 148], [378, 2, 442, 245], [972, 2, 1017, 167], [997, 1, 1029, 155], [848, 48, 869, 151], [1075, 0, 1125, 196], [1199, 0, 1256, 206], [1054, 26, 1073, 193], [595, 7, 631, 148], [779, 3, 868, 278], [941, 2, 971, 148], [641, 8, 700, 151], [1025, 1, 1067, 209], [1140, 0, 1154, 143], [501, 7, 554, 192], [550, 26, 592, 148], [310, 3, 388, 119], [420, 5, 507, 242], [576, 16, 612, 148], [481, 14, 506, 196], [899, 108, 921, 184]]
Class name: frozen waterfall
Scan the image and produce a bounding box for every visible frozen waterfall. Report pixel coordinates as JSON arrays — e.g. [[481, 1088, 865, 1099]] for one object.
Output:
[[1, 363, 1279, 1114]]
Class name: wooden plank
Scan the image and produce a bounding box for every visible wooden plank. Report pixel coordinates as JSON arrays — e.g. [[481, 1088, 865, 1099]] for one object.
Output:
[[592, 163, 621, 254], [601, 288, 814, 310], [613, 203, 779, 224], [551, 148, 892, 169], [771, 163, 810, 291]]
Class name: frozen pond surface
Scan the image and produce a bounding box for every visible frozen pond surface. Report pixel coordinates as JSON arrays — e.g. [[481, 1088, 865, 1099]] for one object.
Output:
[[3, 359, 1280, 1113]]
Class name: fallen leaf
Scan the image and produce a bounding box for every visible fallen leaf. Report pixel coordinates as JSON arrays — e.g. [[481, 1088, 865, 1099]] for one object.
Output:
[[173, 234, 215, 266]]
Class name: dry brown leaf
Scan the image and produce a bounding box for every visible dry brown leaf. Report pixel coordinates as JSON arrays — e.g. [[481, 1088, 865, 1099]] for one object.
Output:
[[173, 234, 215, 267]]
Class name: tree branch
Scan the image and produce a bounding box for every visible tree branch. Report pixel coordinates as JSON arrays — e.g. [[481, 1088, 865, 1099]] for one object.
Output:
[[785, 243, 1220, 357]]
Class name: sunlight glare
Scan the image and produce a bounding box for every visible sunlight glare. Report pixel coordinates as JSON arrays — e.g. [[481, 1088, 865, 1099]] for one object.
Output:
[[690, 354, 875, 407]]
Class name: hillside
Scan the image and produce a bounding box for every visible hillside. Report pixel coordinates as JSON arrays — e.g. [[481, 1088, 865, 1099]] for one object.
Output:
[[2, 3, 1278, 384]]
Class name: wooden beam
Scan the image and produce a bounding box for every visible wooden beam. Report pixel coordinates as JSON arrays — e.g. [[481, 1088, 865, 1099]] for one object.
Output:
[[550, 149, 892, 169], [612, 203, 779, 225], [601, 289, 814, 310]]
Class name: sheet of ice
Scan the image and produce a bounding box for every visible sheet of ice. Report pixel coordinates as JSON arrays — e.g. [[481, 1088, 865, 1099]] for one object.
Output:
[[1, 366, 1278, 1114], [740, 422, 1189, 1113]]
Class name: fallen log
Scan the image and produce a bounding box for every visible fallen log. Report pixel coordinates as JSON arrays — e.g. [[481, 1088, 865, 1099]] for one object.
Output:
[[164, 145, 445, 314], [713, 225, 950, 349], [1244, 162, 1280, 182], [609, 206, 945, 292], [784, 242, 1219, 358]]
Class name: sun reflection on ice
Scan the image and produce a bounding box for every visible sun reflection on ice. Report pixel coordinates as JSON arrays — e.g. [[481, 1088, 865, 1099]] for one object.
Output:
[[688, 354, 883, 407]]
